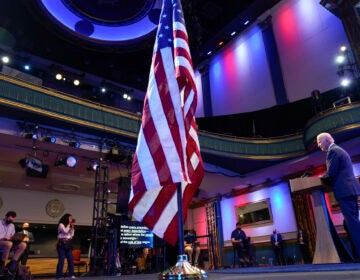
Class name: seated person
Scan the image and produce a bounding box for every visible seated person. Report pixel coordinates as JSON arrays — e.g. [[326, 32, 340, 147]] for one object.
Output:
[[18, 222, 35, 265], [0, 211, 27, 275], [184, 229, 200, 265]]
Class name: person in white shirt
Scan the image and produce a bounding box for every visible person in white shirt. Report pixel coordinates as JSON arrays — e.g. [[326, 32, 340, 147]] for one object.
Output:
[[55, 213, 75, 279], [0, 211, 27, 275]]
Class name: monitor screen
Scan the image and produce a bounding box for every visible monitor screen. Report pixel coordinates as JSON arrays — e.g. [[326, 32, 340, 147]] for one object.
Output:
[[120, 220, 153, 248]]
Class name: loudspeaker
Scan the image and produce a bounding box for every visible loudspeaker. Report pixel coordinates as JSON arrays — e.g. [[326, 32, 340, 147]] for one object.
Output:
[[116, 176, 131, 214]]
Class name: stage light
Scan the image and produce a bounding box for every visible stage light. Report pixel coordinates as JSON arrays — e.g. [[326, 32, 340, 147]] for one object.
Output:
[[340, 77, 351, 87], [87, 161, 99, 171], [24, 64, 31, 71], [24, 133, 38, 140], [340, 45, 347, 52], [335, 54, 346, 64], [73, 79, 80, 86], [44, 136, 56, 143], [101, 87, 106, 93], [69, 141, 80, 148], [19, 156, 48, 178], [66, 156, 77, 168], [1, 56, 10, 64], [230, 31, 236, 36], [55, 155, 77, 168], [55, 73, 62, 80]]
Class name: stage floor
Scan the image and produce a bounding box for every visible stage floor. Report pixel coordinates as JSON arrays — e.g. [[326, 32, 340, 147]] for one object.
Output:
[[37, 263, 360, 280]]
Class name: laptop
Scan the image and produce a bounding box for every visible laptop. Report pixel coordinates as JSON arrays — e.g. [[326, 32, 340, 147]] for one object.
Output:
[[11, 233, 27, 242]]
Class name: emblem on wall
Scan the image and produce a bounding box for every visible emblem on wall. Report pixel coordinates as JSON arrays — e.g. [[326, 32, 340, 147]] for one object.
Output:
[[45, 199, 65, 218]]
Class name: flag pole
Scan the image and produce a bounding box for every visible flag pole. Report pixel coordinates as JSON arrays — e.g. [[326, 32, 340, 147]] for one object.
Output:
[[177, 182, 185, 255], [159, 182, 207, 279]]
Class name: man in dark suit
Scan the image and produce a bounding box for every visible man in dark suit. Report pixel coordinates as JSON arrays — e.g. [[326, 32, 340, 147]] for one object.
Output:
[[270, 229, 286, 265], [317, 132, 360, 258]]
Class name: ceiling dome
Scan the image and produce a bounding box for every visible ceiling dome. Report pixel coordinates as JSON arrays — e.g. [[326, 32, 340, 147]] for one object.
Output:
[[36, 0, 162, 45]]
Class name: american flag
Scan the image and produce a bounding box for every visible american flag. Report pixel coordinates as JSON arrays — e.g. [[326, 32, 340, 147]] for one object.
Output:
[[128, 0, 204, 246]]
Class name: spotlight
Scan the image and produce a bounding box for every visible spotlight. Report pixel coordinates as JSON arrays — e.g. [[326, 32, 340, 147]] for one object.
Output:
[[340, 45, 347, 52], [43, 136, 56, 143], [55, 156, 77, 168], [1, 56, 10, 64], [19, 156, 48, 178], [24, 64, 31, 71], [340, 77, 351, 87], [24, 133, 38, 140], [335, 54, 346, 64], [87, 161, 99, 171], [73, 79, 80, 86], [66, 156, 77, 168], [69, 141, 80, 148], [55, 73, 62, 80]]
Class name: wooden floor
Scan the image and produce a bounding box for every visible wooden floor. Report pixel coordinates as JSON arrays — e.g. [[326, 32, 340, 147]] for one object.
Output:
[[25, 257, 90, 277]]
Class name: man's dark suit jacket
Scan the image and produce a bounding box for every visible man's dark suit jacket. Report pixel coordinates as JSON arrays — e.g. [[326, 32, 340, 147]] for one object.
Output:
[[323, 144, 360, 201]]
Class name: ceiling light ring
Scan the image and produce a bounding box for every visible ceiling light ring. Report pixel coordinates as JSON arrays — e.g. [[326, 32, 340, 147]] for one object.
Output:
[[38, 0, 162, 44]]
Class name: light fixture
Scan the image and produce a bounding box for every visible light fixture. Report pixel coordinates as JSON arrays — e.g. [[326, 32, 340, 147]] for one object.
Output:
[[66, 156, 77, 168], [87, 160, 99, 171], [335, 54, 346, 64], [24, 64, 31, 71], [24, 133, 38, 140], [69, 141, 80, 148], [19, 156, 48, 178], [55, 155, 77, 168], [1, 56, 10, 64], [43, 136, 56, 143], [73, 79, 80, 86], [55, 73, 63, 80]]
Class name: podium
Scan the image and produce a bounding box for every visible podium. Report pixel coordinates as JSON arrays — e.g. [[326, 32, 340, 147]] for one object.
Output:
[[290, 177, 344, 264]]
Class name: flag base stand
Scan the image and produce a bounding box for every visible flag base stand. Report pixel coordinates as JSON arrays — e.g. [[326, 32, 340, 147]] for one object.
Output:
[[159, 254, 207, 279]]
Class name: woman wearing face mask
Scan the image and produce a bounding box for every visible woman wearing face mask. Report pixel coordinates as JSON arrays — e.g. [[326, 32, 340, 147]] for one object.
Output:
[[55, 213, 75, 279]]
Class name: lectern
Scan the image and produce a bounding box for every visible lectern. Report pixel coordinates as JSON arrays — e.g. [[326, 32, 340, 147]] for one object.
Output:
[[290, 177, 348, 264]]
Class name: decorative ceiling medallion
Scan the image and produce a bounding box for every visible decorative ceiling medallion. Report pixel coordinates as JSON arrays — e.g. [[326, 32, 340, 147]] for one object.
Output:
[[45, 199, 65, 218], [38, 0, 162, 44], [49, 184, 80, 192]]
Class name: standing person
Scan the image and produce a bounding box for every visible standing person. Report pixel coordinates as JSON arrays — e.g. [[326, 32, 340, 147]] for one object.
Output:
[[56, 213, 75, 279], [18, 222, 35, 265], [184, 229, 200, 266], [231, 222, 249, 267], [270, 229, 286, 265], [297, 229, 311, 264], [0, 211, 27, 275], [317, 132, 360, 258]]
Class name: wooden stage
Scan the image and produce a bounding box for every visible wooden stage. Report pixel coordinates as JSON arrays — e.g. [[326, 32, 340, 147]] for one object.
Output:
[[26, 257, 90, 277]]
